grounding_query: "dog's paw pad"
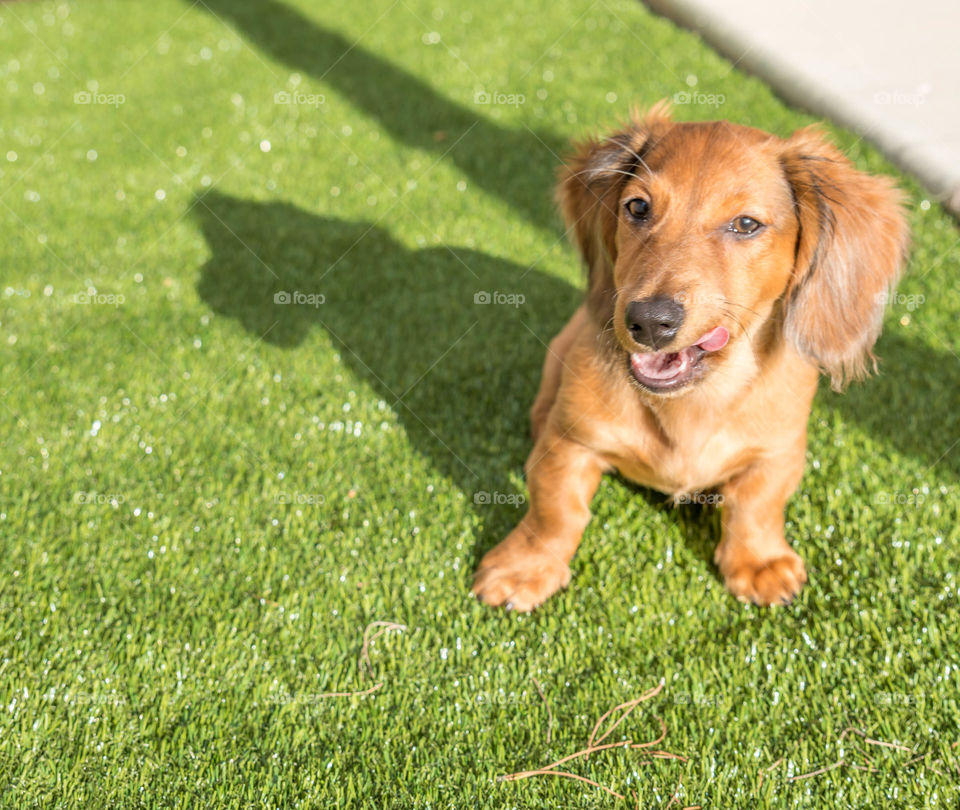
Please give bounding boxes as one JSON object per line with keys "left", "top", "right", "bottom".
{"left": 472, "top": 550, "right": 570, "bottom": 612}
{"left": 723, "top": 551, "right": 807, "bottom": 606}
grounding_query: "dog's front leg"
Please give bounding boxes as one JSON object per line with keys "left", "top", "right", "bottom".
{"left": 714, "top": 437, "right": 808, "bottom": 606}
{"left": 472, "top": 434, "right": 605, "bottom": 611}
{"left": 530, "top": 305, "right": 587, "bottom": 443}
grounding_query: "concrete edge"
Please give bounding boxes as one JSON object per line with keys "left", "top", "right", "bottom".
{"left": 643, "top": 0, "right": 960, "bottom": 218}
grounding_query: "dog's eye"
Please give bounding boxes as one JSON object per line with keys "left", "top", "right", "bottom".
{"left": 729, "top": 215, "right": 762, "bottom": 235}
{"left": 625, "top": 197, "right": 651, "bottom": 221}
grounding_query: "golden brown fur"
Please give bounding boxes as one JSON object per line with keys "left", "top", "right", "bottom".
{"left": 473, "top": 104, "right": 909, "bottom": 609}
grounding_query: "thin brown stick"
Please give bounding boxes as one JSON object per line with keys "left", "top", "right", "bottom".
{"left": 764, "top": 757, "right": 785, "bottom": 773}
{"left": 851, "top": 743, "right": 875, "bottom": 765}
{"left": 664, "top": 775, "right": 682, "bottom": 809}
{"left": 838, "top": 726, "right": 913, "bottom": 753}
{"left": 359, "top": 621, "right": 406, "bottom": 681}
{"left": 787, "top": 760, "right": 844, "bottom": 782}
{"left": 865, "top": 738, "right": 914, "bottom": 753}
{"left": 531, "top": 676, "right": 553, "bottom": 744}
{"left": 648, "top": 750, "right": 690, "bottom": 762}
{"left": 630, "top": 716, "right": 668, "bottom": 750}
{"left": 317, "top": 682, "right": 384, "bottom": 699}
{"left": 311, "top": 621, "right": 405, "bottom": 698}
{"left": 506, "top": 740, "right": 634, "bottom": 777}
{"left": 499, "top": 677, "right": 677, "bottom": 802}
{"left": 589, "top": 680, "right": 665, "bottom": 750}
{"left": 498, "top": 768, "right": 625, "bottom": 799}
{"left": 757, "top": 756, "right": 783, "bottom": 791}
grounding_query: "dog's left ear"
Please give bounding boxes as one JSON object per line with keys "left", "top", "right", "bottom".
{"left": 556, "top": 102, "right": 672, "bottom": 319}
{"left": 780, "top": 126, "right": 909, "bottom": 390}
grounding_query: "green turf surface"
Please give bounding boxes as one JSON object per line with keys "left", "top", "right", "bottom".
{"left": 1, "top": 0, "right": 958, "bottom": 807}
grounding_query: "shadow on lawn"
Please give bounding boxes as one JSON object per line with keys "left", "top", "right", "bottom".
{"left": 199, "top": 0, "right": 567, "bottom": 235}
{"left": 194, "top": 193, "right": 960, "bottom": 582}
{"left": 194, "top": 192, "right": 579, "bottom": 538}
{"left": 827, "top": 329, "right": 960, "bottom": 481}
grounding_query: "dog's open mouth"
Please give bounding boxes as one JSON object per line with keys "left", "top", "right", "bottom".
{"left": 629, "top": 326, "right": 729, "bottom": 392}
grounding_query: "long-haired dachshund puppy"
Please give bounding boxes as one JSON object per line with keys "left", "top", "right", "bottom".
{"left": 473, "top": 103, "right": 909, "bottom": 609}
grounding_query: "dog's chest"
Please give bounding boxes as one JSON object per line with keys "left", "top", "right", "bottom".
{"left": 609, "top": 411, "right": 754, "bottom": 496}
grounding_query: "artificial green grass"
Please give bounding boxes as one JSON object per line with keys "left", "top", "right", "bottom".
{"left": 1, "top": 0, "right": 958, "bottom": 807}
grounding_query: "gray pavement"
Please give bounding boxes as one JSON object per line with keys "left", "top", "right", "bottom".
{"left": 645, "top": 0, "right": 960, "bottom": 215}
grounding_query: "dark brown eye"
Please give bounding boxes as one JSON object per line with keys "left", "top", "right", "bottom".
{"left": 625, "top": 197, "right": 650, "bottom": 221}
{"left": 730, "top": 215, "right": 762, "bottom": 235}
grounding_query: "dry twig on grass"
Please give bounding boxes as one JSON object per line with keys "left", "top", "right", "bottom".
{"left": 499, "top": 678, "right": 693, "bottom": 803}
{"left": 588, "top": 680, "right": 665, "bottom": 752}
{"left": 313, "top": 620, "right": 405, "bottom": 699}
{"left": 500, "top": 740, "right": 634, "bottom": 782}
{"left": 767, "top": 725, "right": 956, "bottom": 786}
{"left": 838, "top": 726, "right": 914, "bottom": 753}
{"left": 757, "top": 755, "right": 783, "bottom": 791}
{"left": 359, "top": 620, "right": 407, "bottom": 681}
{"left": 664, "top": 775, "right": 682, "bottom": 808}
{"left": 502, "top": 769, "right": 626, "bottom": 800}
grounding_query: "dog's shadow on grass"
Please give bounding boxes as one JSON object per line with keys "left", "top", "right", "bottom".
{"left": 194, "top": 192, "right": 960, "bottom": 584}
{"left": 826, "top": 330, "right": 960, "bottom": 480}
{"left": 194, "top": 192, "right": 579, "bottom": 552}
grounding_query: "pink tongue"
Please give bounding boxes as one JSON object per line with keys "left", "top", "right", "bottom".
{"left": 695, "top": 326, "right": 729, "bottom": 352}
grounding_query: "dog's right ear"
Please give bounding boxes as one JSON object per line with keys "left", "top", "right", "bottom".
{"left": 556, "top": 103, "right": 671, "bottom": 319}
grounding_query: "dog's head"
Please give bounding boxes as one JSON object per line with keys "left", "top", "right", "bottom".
{"left": 557, "top": 104, "right": 909, "bottom": 395}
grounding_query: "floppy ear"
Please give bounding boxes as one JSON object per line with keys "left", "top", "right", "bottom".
{"left": 556, "top": 103, "right": 672, "bottom": 320}
{"left": 780, "top": 127, "right": 909, "bottom": 390}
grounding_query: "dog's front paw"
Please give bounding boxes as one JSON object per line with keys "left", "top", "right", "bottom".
{"left": 719, "top": 548, "right": 807, "bottom": 606}
{"left": 472, "top": 538, "right": 571, "bottom": 612}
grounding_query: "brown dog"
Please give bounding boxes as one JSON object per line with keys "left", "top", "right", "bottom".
{"left": 473, "top": 103, "right": 909, "bottom": 609}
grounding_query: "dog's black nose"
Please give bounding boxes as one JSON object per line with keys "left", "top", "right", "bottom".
{"left": 625, "top": 297, "right": 685, "bottom": 349}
